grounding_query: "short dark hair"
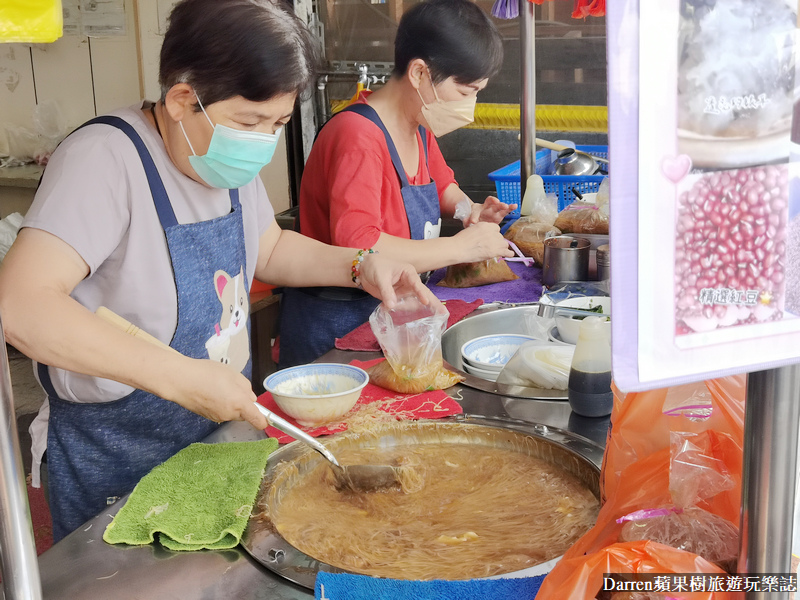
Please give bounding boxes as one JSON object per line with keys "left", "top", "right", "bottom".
{"left": 159, "top": 0, "right": 318, "bottom": 107}
{"left": 393, "top": 0, "right": 503, "bottom": 84}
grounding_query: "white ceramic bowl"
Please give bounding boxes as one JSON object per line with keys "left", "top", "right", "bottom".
{"left": 460, "top": 334, "right": 535, "bottom": 372}
{"left": 463, "top": 362, "right": 501, "bottom": 382}
{"left": 554, "top": 296, "right": 611, "bottom": 345}
{"left": 263, "top": 363, "right": 369, "bottom": 427}
{"left": 547, "top": 326, "right": 572, "bottom": 346}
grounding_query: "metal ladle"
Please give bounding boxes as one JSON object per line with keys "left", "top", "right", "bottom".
{"left": 252, "top": 404, "right": 402, "bottom": 492}
{"left": 95, "top": 307, "right": 402, "bottom": 493}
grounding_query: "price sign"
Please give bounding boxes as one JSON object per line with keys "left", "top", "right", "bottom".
{"left": 609, "top": 0, "right": 800, "bottom": 391}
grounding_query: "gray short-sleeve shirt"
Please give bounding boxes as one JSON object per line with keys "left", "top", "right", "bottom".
{"left": 23, "top": 103, "right": 274, "bottom": 403}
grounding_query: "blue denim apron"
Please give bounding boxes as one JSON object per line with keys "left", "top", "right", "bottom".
{"left": 38, "top": 116, "right": 250, "bottom": 541}
{"left": 278, "top": 104, "right": 441, "bottom": 368}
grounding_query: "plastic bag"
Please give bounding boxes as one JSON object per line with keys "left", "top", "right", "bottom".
{"left": 495, "top": 340, "right": 574, "bottom": 390}
{"left": 619, "top": 507, "right": 739, "bottom": 573}
{"left": 537, "top": 376, "right": 745, "bottom": 600}
{"left": 597, "top": 176, "right": 610, "bottom": 218}
{"left": 521, "top": 309, "right": 555, "bottom": 341}
{"left": 0, "top": 212, "right": 24, "bottom": 262}
{"left": 368, "top": 295, "right": 463, "bottom": 393}
{"left": 503, "top": 218, "right": 561, "bottom": 266}
{"left": 553, "top": 201, "right": 610, "bottom": 235}
{"left": 0, "top": 100, "right": 68, "bottom": 166}
{"left": 0, "top": 0, "right": 63, "bottom": 43}
{"left": 436, "top": 258, "right": 518, "bottom": 288}
{"left": 536, "top": 540, "right": 731, "bottom": 600}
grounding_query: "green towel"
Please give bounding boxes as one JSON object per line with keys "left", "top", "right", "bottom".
{"left": 103, "top": 438, "right": 278, "bottom": 551}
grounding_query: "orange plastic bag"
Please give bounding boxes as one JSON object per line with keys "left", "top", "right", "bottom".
{"left": 537, "top": 377, "right": 746, "bottom": 598}
{"left": 600, "top": 377, "right": 745, "bottom": 520}
{"left": 536, "top": 540, "right": 735, "bottom": 600}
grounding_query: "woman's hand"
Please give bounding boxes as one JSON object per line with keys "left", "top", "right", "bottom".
{"left": 357, "top": 253, "right": 441, "bottom": 310}
{"left": 165, "top": 358, "right": 269, "bottom": 430}
{"left": 464, "top": 196, "right": 517, "bottom": 226}
{"left": 452, "top": 222, "right": 514, "bottom": 263}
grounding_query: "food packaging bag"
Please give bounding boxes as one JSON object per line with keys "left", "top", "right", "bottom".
{"left": 368, "top": 295, "right": 463, "bottom": 393}
{"left": 503, "top": 218, "right": 562, "bottom": 266}
{"left": 553, "top": 201, "right": 610, "bottom": 235}
{"left": 436, "top": 258, "right": 518, "bottom": 288}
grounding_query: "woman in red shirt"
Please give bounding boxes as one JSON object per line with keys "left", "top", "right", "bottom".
{"left": 280, "top": 0, "right": 515, "bottom": 368}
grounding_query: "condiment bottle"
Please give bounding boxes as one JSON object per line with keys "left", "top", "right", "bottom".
{"left": 567, "top": 316, "right": 612, "bottom": 417}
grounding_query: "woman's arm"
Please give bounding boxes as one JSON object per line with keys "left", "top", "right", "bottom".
{"left": 370, "top": 224, "right": 514, "bottom": 273}
{"left": 0, "top": 229, "right": 268, "bottom": 429}
{"left": 254, "top": 221, "right": 440, "bottom": 308}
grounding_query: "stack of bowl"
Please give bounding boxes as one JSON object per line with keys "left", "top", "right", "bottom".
{"left": 460, "top": 334, "right": 535, "bottom": 381}
{"left": 553, "top": 296, "right": 611, "bottom": 345}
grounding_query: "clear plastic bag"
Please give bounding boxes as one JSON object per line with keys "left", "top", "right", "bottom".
{"left": 495, "top": 340, "right": 574, "bottom": 390}
{"left": 619, "top": 507, "right": 739, "bottom": 573}
{"left": 0, "top": 100, "right": 68, "bottom": 166}
{"left": 368, "top": 295, "right": 463, "bottom": 393}
{"left": 521, "top": 309, "right": 555, "bottom": 341}
{"left": 553, "top": 201, "right": 609, "bottom": 235}
{"left": 503, "top": 217, "right": 561, "bottom": 266}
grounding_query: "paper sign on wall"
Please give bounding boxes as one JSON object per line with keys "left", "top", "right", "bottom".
{"left": 609, "top": 0, "right": 800, "bottom": 391}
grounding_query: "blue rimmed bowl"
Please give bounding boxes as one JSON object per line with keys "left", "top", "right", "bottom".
{"left": 460, "top": 334, "right": 536, "bottom": 372}
{"left": 264, "top": 363, "right": 369, "bottom": 427}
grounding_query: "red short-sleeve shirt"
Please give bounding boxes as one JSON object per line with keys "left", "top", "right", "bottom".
{"left": 299, "top": 93, "right": 457, "bottom": 248}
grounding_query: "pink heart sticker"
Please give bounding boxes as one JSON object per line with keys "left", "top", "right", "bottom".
{"left": 661, "top": 154, "right": 692, "bottom": 183}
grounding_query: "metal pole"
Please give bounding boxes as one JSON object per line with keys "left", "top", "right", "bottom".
{"left": 0, "top": 319, "right": 43, "bottom": 600}
{"left": 519, "top": 0, "right": 536, "bottom": 197}
{"left": 738, "top": 366, "right": 800, "bottom": 600}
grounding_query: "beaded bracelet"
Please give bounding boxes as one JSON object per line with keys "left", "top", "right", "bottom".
{"left": 351, "top": 248, "right": 376, "bottom": 289}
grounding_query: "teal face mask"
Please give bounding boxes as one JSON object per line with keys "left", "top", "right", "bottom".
{"left": 180, "top": 94, "right": 282, "bottom": 189}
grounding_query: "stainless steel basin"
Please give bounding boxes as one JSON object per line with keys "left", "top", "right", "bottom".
{"left": 442, "top": 306, "right": 568, "bottom": 400}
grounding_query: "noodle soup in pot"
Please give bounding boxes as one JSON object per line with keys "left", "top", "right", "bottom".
{"left": 243, "top": 419, "right": 602, "bottom": 585}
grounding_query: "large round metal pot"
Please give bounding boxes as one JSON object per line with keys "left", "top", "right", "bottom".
{"left": 241, "top": 414, "right": 602, "bottom": 589}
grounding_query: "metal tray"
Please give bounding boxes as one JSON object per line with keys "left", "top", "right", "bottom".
{"left": 442, "top": 306, "right": 569, "bottom": 400}
{"left": 241, "top": 415, "right": 602, "bottom": 589}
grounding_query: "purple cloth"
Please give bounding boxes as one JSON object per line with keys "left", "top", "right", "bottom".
{"left": 427, "top": 260, "right": 543, "bottom": 304}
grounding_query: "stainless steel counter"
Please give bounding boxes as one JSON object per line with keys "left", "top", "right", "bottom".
{"left": 37, "top": 349, "right": 609, "bottom": 599}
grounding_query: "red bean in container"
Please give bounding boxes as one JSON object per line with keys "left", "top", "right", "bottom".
{"left": 674, "top": 165, "right": 788, "bottom": 335}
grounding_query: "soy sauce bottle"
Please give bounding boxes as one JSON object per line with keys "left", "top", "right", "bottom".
{"left": 568, "top": 316, "right": 613, "bottom": 417}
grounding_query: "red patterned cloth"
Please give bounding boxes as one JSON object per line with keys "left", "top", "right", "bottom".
{"left": 257, "top": 358, "right": 463, "bottom": 443}
{"left": 334, "top": 298, "right": 484, "bottom": 352}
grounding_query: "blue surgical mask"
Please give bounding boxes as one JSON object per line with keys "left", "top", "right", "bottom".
{"left": 180, "top": 93, "right": 282, "bottom": 189}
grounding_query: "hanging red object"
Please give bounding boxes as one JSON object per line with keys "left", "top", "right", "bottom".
{"left": 570, "top": 0, "right": 605, "bottom": 18}
{"left": 524, "top": 0, "right": 605, "bottom": 18}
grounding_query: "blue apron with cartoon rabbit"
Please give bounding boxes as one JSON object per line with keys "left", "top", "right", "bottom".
{"left": 38, "top": 116, "right": 251, "bottom": 541}
{"left": 278, "top": 103, "right": 441, "bottom": 368}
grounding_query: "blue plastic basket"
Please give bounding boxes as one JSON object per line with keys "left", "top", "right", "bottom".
{"left": 488, "top": 145, "right": 609, "bottom": 212}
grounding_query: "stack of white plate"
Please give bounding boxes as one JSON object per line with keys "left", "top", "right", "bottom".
{"left": 460, "top": 334, "right": 535, "bottom": 382}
